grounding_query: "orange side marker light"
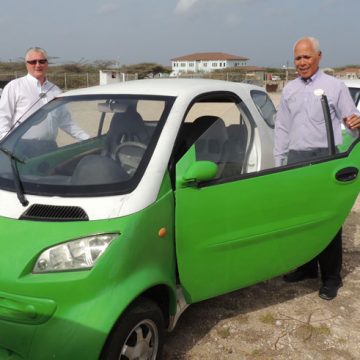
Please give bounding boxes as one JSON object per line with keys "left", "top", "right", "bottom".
{"left": 158, "top": 227, "right": 167, "bottom": 237}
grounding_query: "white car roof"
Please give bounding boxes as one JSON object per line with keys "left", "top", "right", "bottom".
{"left": 342, "top": 79, "right": 360, "bottom": 88}
{"left": 61, "top": 78, "right": 265, "bottom": 98}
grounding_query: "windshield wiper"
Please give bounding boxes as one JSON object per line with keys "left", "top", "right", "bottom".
{"left": 0, "top": 146, "right": 26, "bottom": 164}
{"left": 0, "top": 146, "right": 28, "bottom": 206}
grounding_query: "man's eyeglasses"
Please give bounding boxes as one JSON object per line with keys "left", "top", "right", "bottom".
{"left": 26, "top": 59, "right": 48, "bottom": 65}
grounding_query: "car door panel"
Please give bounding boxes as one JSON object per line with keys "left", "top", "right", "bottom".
{"left": 175, "top": 144, "right": 360, "bottom": 303}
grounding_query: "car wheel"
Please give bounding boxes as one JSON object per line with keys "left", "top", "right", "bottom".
{"left": 101, "top": 298, "right": 165, "bottom": 360}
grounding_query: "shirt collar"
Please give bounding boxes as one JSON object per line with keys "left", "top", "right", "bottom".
{"left": 301, "top": 70, "right": 320, "bottom": 84}
{"left": 302, "top": 77, "right": 312, "bottom": 84}
{"left": 26, "top": 73, "right": 49, "bottom": 87}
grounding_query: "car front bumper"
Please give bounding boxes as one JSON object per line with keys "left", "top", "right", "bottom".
{"left": 0, "top": 286, "right": 113, "bottom": 360}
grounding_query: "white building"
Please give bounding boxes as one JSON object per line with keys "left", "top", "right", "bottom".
{"left": 99, "top": 70, "right": 127, "bottom": 85}
{"left": 334, "top": 67, "right": 360, "bottom": 80}
{"left": 171, "top": 52, "right": 249, "bottom": 75}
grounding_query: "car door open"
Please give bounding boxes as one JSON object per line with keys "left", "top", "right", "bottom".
{"left": 174, "top": 92, "right": 360, "bottom": 304}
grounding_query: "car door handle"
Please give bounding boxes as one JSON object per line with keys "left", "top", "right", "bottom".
{"left": 335, "top": 167, "right": 359, "bottom": 182}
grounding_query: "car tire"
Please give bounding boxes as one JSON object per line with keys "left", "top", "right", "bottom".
{"left": 101, "top": 298, "right": 165, "bottom": 360}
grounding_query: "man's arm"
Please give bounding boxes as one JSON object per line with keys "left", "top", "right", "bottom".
{"left": 338, "top": 82, "right": 360, "bottom": 132}
{"left": 0, "top": 83, "right": 17, "bottom": 140}
{"left": 57, "top": 107, "right": 90, "bottom": 141}
{"left": 344, "top": 114, "right": 360, "bottom": 131}
{"left": 274, "top": 96, "right": 291, "bottom": 166}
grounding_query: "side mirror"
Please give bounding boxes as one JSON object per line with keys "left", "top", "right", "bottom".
{"left": 182, "top": 161, "right": 218, "bottom": 185}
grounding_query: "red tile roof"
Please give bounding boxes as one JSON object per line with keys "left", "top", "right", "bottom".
{"left": 171, "top": 52, "right": 249, "bottom": 61}
{"left": 336, "top": 67, "right": 360, "bottom": 74}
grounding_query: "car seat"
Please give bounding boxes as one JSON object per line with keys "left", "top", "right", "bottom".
{"left": 191, "top": 116, "right": 228, "bottom": 163}
{"left": 103, "top": 106, "right": 149, "bottom": 159}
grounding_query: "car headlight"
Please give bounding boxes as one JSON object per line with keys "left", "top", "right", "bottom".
{"left": 33, "top": 233, "right": 118, "bottom": 273}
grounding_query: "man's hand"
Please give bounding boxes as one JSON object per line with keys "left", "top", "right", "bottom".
{"left": 344, "top": 114, "right": 360, "bottom": 130}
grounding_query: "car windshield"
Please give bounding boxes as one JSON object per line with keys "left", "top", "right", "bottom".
{"left": 0, "top": 94, "right": 174, "bottom": 197}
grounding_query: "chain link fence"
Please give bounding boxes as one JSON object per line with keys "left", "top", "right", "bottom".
{"left": 0, "top": 72, "right": 100, "bottom": 90}
{"left": 178, "top": 71, "right": 295, "bottom": 92}
{"left": 48, "top": 73, "right": 99, "bottom": 89}
{"left": 0, "top": 71, "right": 295, "bottom": 92}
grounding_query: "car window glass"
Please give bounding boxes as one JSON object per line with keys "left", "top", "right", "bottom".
{"left": 0, "top": 96, "right": 173, "bottom": 196}
{"left": 337, "top": 87, "right": 360, "bottom": 154}
{"left": 348, "top": 87, "right": 360, "bottom": 108}
{"left": 251, "top": 90, "right": 276, "bottom": 128}
{"left": 176, "top": 95, "right": 261, "bottom": 183}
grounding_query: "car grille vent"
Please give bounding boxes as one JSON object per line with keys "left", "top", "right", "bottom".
{"left": 20, "top": 204, "right": 89, "bottom": 222}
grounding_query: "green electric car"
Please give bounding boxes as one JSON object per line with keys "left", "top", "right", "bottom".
{"left": 0, "top": 79, "right": 359, "bottom": 359}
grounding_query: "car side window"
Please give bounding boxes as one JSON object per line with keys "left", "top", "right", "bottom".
{"left": 251, "top": 90, "right": 276, "bottom": 128}
{"left": 348, "top": 87, "right": 360, "bottom": 109}
{"left": 175, "top": 94, "right": 260, "bottom": 182}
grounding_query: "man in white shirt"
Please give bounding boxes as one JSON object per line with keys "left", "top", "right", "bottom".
{"left": 0, "top": 47, "right": 89, "bottom": 153}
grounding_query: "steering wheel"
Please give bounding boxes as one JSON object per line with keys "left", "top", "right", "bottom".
{"left": 113, "top": 141, "right": 147, "bottom": 175}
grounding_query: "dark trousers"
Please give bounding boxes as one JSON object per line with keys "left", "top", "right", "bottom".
{"left": 287, "top": 149, "right": 342, "bottom": 286}
{"left": 298, "top": 229, "right": 342, "bottom": 285}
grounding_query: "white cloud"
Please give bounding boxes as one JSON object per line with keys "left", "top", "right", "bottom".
{"left": 174, "top": 0, "right": 200, "bottom": 14}
{"left": 174, "top": 0, "right": 252, "bottom": 15}
{"left": 97, "top": 2, "right": 122, "bottom": 15}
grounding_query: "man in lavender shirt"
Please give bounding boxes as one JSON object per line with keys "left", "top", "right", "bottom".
{"left": 274, "top": 36, "right": 360, "bottom": 300}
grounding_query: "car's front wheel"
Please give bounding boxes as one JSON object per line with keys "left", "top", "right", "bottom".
{"left": 101, "top": 298, "right": 165, "bottom": 360}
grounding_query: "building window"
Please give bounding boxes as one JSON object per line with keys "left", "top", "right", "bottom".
{"left": 189, "top": 62, "right": 194, "bottom": 67}
{"left": 212, "top": 63, "right": 217, "bottom": 67}
{"left": 203, "top": 62, "right": 208, "bottom": 67}
{"left": 180, "top": 62, "right": 186, "bottom": 67}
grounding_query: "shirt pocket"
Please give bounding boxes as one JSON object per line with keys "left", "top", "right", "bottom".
{"left": 309, "top": 95, "right": 326, "bottom": 124}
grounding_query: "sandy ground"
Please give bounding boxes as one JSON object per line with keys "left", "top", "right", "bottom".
{"left": 162, "top": 92, "right": 360, "bottom": 360}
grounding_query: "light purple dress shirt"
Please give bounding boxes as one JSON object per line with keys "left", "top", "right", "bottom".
{"left": 274, "top": 71, "right": 359, "bottom": 166}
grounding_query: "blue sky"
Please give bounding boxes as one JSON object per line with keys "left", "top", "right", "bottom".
{"left": 0, "top": 0, "right": 359, "bottom": 68}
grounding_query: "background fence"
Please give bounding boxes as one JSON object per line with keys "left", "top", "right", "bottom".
{"left": 0, "top": 71, "right": 293, "bottom": 92}
{"left": 176, "top": 71, "right": 293, "bottom": 92}
{"left": 0, "top": 72, "right": 100, "bottom": 90}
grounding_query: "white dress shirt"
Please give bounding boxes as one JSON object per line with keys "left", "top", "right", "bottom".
{"left": 0, "top": 74, "right": 89, "bottom": 141}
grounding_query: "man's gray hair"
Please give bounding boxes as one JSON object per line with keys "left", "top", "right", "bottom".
{"left": 294, "top": 37, "right": 321, "bottom": 54}
{"left": 25, "top": 47, "right": 48, "bottom": 61}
